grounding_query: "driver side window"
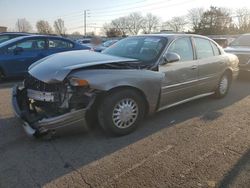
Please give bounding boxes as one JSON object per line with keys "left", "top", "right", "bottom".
{"left": 7, "top": 39, "right": 45, "bottom": 52}
{"left": 168, "top": 37, "right": 194, "bottom": 62}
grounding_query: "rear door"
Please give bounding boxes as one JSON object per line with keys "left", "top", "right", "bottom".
{"left": 46, "top": 38, "right": 75, "bottom": 55}
{"left": 193, "top": 37, "right": 225, "bottom": 94}
{"left": 3, "top": 37, "right": 46, "bottom": 76}
{"left": 159, "top": 37, "right": 199, "bottom": 109}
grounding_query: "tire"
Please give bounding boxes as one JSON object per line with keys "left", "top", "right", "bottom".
{"left": 214, "top": 72, "right": 231, "bottom": 98}
{"left": 0, "top": 69, "right": 5, "bottom": 82}
{"left": 98, "top": 89, "right": 146, "bottom": 136}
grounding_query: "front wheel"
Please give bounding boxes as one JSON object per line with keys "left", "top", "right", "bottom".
{"left": 214, "top": 73, "right": 231, "bottom": 98}
{"left": 98, "top": 89, "right": 146, "bottom": 136}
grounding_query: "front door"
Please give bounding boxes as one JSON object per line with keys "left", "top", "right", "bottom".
{"left": 4, "top": 38, "right": 46, "bottom": 77}
{"left": 159, "top": 37, "right": 198, "bottom": 109}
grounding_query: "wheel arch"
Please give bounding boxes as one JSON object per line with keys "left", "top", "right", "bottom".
{"left": 223, "top": 68, "right": 233, "bottom": 83}
{"left": 106, "top": 85, "right": 150, "bottom": 116}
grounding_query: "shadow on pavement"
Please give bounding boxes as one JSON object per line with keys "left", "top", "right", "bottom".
{"left": 218, "top": 149, "right": 250, "bottom": 188}
{"left": 0, "top": 80, "right": 250, "bottom": 187}
{"left": 0, "top": 78, "right": 23, "bottom": 89}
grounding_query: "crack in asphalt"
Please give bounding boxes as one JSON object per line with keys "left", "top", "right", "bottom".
{"left": 49, "top": 142, "right": 92, "bottom": 188}
{"left": 100, "top": 145, "right": 173, "bottom": 187}
{"left": 225, "top": 146, "right": 243, "bottom": 156}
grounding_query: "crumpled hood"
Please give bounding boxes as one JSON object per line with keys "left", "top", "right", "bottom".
{"left": 224, "top": 46, "right": 250, "bottom": 53}
{"left": 29, "top": 50, "right": 137, "bottom": 83}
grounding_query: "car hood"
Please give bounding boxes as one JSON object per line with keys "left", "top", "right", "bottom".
{"left": 29, "top": 50, "right": 138, "bottom": 83}
{"left": 224, "top": 46, "right": 250, "bottom": 53}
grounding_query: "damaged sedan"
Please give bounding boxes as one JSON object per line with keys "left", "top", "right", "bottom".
{"left": 12, "top": 34, "right": 239, "bottom": 137}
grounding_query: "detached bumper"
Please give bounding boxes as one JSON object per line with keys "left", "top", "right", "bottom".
{"left": 12, "top": 85, "right": 88, "bottom": 136}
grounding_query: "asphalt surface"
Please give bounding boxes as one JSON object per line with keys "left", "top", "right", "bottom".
{"left": 0, "top": 79, "right": 250, "bottom": 188}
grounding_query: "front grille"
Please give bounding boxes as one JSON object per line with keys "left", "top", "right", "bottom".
{"left": 24, "top": 74, "right": 64, "bottom": 92}
{"left": 236, "top": 54, "right": 250, "bottom": 64}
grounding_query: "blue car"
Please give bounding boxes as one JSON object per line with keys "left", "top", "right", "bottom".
{"left": 0, "top": 35, "right": 90, "bottom": 80}
{"left": 0, "top": 32, "right": 31, "bottom": 44}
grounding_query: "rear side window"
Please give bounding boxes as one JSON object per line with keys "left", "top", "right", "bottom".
{"left": 8, "top": 39, "right": 45, "bottom": 51}
{"left": 48, "top": 39, "right": 73, "bottom": 49}
{"left": 168, "top": 37, "right": 194, "bottom": 61}
{"left": 210, "top": 41, "right": 221, "bottom": 56}
{"left": 194, "top": 38, "right": 214, "bottom": 59}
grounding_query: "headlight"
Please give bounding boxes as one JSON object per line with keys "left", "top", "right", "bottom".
{"left": 69, "top": 77, "right": 89, "bottom": 87}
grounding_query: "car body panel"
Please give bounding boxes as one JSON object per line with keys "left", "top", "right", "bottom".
{"left": 159, "top": 60, "right": 198, "bottom": 107}
{"left": 29, "top": 50, "right": 138, "bottom": 83}
{"left": 224, "top": 34, "right": 250, "bottom": 72}
{"left": 70, "top": 69, "right": 164, "bottom": 114}
{"left": 0, "top": 35, "right": 90, "bottom": 78}
{"left": 225, "top": 46, "right": 250, "bottom": 72}
{"left": 11, "top": 34, "right": 239, "bottom": 136}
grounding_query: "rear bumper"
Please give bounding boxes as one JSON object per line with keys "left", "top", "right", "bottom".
{"left": 12, "top": 85, "right": 88, "bottom": 136}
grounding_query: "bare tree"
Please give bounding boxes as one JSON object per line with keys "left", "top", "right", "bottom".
{"left": 143, "top": 13, "right": 160, "bottom": 34}
{"left": 187, "top": 8, "right": 204, "bottom": 31}
{"left": 71, "top": 31, "right": 81, "bottom": 36}
{"left": 236, "top": 8, "right": 250, "bottom": 33}
{"left": 197, "top": 6, "right": 233, "bottom": 35}
{"left": 102, "top": 23, "right": 123, "bottom": 37}
{"left": 163, "top": 16, "right": 187, "bottom": 32}
{"left": 108, "top": 17, "right": 129, "bottom": 36}
{"left": 15, "top": 18, "right": 32, "bottom": 32}
{"left": 54, "top": 19, "right": 66, "bottom": 36}
{"left": 36, "top": 20, "right": 53, "bottom": 34}
{"left": 126, "top": 12, "right": 145, "bottom": 35}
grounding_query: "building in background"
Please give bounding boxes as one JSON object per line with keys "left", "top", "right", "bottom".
{"left": 0, "top": 26, "right": 7, "bottom": 32}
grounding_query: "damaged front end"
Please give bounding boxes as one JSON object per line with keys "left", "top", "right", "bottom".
{"left": 12, "top": 74, "right": 96, "bottom": 137}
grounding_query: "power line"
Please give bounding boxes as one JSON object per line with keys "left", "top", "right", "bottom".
{"left": 91, "top": 0, "right": 146, "bottom": 12}
{"left": 91, "top": 0, "right": 173, "bottom": 14}
{"left": 89, "top": 0, "right": 195, "bottom": 17}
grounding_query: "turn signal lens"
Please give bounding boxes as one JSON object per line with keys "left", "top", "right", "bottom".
{"left": 69, "top": 78, "right": 89, "bottom": 87}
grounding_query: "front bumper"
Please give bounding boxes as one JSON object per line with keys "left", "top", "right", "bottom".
{"left": 12, "top": 85, "right": 88, "bottom": 136}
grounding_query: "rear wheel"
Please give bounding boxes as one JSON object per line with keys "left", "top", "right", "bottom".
{"left": 98, "top": 89, "right": 146, "bottom": 136}
{"left": 214, "top": 72, "right": 231, "bottom": 98}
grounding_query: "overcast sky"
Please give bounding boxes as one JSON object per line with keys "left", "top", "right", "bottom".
{"left": 1, "top": 0, "right": 250, "bottom": 34}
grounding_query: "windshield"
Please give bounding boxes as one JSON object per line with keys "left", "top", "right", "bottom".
{"left": 0, "top": 35, "right": 11, "bottom": 43}
{"left": 103, "top": 40, "right": 116, "bottom": 47}
{"left": 0, "top": 36, "right": 25, "bottom": 48}
{"left": 230, "top": 35, "right": 250, "bottom": 46}
{"left": 102, "top": 36, "right": 167, "bottom": 64}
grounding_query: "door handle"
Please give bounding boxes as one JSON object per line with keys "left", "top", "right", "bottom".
{"left": 191, "top": 65, "right": 198, "bottom": 70}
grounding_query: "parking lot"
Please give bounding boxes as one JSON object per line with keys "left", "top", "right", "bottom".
{"left": 0, "top": 79, "right": 250, "bottom": 188}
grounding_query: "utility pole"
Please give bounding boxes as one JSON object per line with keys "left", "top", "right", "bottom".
{"left": 84, "top": 10, "right": 87, "bottom": 37}
{"left": 83, "top": 10, "right": 90, "bottom": 37}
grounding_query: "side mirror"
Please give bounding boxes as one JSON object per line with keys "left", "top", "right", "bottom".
{"left": 13, "top": 47, "right": 23, "bottom": 55}
{"left": 162, "top": 52, "right": 180, "bottom": 65}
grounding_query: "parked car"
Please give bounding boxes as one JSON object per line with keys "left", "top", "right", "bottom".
{"left": 211, "top": 38, "right": 228, "bottom": 48}
{"left": 93, "top": 39, "right": 119, "bottom": 52}
{"left": 12, "top": 34, "right": 239, "bottom": 137}
{"left": 224, "top": 34, "right": 250, "bottom": 75}
{"left": 76, "top": 38, "right": 92, "bottom": 45}
{"left": 0, "top": 35, "right": 90, "bottom": 80}
{"left": 0, "top": 32, "right": 30, "bottom": 44}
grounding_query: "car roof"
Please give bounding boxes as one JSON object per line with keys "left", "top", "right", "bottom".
{"left": 0, "top": 32, "right": 31, "bottom": 36}
{"left": 137, "top": 33, "right": 210, "bottom": 39}
{"left": 0, "top": 35, "right": 74, "bottom": 48}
